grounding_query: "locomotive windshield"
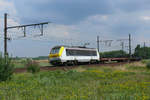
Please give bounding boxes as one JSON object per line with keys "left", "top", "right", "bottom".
{"left": 50, "top": 47, "right": 60, "bottom": 54}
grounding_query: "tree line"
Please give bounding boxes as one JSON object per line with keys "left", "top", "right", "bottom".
{"left": 133, "top": 44, "right": 150, "bottom": 59}
{"left": 100, "top": 44, "right": 150, "bottom": 59}
{"left": 100, "top": 50, "right": 128, "bottom": 58}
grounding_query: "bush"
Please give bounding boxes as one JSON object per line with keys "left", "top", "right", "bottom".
{"left": 26, "top": 59, "right": 40, "bottom": 73}
{"left": 146, "top": 62, "right": 150, "bottom": 69}
{"left": 0, "top": 54, "right": 14, "bottom": 82}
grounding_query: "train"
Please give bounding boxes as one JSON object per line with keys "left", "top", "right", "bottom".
{"left": 49, "top": 45, "right": 141, "bottom": 66}
{"left": 49, "top": 45, "right": 100, "bottom": 65}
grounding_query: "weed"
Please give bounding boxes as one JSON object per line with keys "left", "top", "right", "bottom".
{"left": 25, "top": 59, "right": 40, "bottom": 73}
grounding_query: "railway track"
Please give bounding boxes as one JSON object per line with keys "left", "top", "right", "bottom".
{"left": 14, "top": 61, "right": 135, "bottom": 73}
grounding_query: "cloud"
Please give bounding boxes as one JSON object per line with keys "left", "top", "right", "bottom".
{"left": 0, "top": 0, "right": 19, "bottom": 30}
{"left": 141, "top": 16, "right": 150, "bottom": 21}
{"left": 7, "top": 18, "right": 20, "bottom": 26}
{"left": 0, "top": 0, "right": 19, "bottom": 37}
{"left": 12, "top": 0, "right": 150, "bottom": 25}
{"left": 113, "top": 0, "right": 150, "bottom": 13}
{"left": 44, "top": 24, "right": 78, "bottom": 38}
{"left": 0, "top": 0, "right": 17, "bottom": 15}
{"left": 13, "top": 0, "right": 114, "bottom": 24}
{"left": 26, "top": 10, "right": 150, "bottom": 46}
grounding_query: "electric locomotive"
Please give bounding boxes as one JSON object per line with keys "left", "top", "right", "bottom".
{"left": 49, "top": 45, "right": 100, "bottom": 65}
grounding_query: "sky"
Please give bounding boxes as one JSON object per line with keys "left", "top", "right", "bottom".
{"left": 0, "top": 0, "right": 150, "bottom": 57}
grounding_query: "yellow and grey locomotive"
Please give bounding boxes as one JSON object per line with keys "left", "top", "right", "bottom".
{"left": 49, "top": 46, "right": 100, "bottom": 65}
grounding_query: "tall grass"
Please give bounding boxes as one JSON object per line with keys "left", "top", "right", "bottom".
{"left": 0, "top": 54, "right": 14, "bottom": 82}
{"left": 25, "top": 59, "right": 40, "bottom": 73}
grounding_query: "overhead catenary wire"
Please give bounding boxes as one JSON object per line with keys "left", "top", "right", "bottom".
{"left": 7, "top": 29, "right": 132, "bottom": 49}
{"left": 4, "top": 13, "right": 50, "bottom": 56}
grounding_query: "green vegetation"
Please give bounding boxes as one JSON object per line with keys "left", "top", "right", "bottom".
{"left": 134, "top": 44, "right": 150, "bottom": 59}
{"left": 0, "top": 62, "right": 150, "bottom": 99}
{"left": 100, "top": 44, "right": 150, "bottom": 59}
{"left": 13, "top": 59, "right": 51, "bottom": 68}
{"left": 26, "top": 59, "right": 40, "bottom": 73}
{"left": 140, "top": 59, "right": 150, "bottom": 69}
{"left": 13, "top": 56, "right": 48, "bottom": 60}
{"left": 32, "top": 56, "right": 48, "bottom": 60}
{"left": 13, "top": 59, "right": 26, "bottom": 68}
{"left": 38, "top": 62, "right": 51, "bottom": 67}
{"left": 0, "top": 55, "right": 14, "bottom": 82}
{"left": 146, "top": 62, "right": 150, "bottom": 69}
{"left": 141, "top": 59, "right": 150, "bottom": 64}
{"left": 100, "top": 50, "right": 128, "bottom": 58}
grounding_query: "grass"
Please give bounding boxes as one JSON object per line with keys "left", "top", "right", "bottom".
{"left": 13, "top": 60, "right": 25, "bottom": 68}
{"left": 13, "top": 59, "right": 51, "bottom": 68}
{"left": 38, "top": 62, "right": 51, "bottom": 67}
{"left": 13, "top": 63, "right": 25, "bottom": 68}
{"left": 0, "top": 61, "right": 150, "bottom": 100}
{"left": 141, "top": 59, "right": 150, "bottom": 64}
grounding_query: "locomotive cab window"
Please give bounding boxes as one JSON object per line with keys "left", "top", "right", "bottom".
{"left": 50, "top": 47, "right": 60, "bottom": 54}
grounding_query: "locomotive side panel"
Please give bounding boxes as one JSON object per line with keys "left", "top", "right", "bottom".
{"left": 61, "top": 48, "right": 99, "bottom": 62}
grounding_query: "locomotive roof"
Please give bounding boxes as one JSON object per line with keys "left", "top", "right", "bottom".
{"left": 53, "top": 45, "right": 96, "bottom": 49}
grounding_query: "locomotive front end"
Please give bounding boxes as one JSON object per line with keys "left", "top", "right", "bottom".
{"left": 49, "top": 46, "right": 64, "bottom": 65}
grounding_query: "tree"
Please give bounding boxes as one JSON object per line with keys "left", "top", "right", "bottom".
{"left": 133, "top": 44, "right": 150, "bottom": 59}
{"left": 100, "top": 50, "right": 128, "bottom": 58}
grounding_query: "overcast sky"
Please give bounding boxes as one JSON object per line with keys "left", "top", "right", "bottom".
{"left": 0, "top": 0, "right": 150, "bottom": 57}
